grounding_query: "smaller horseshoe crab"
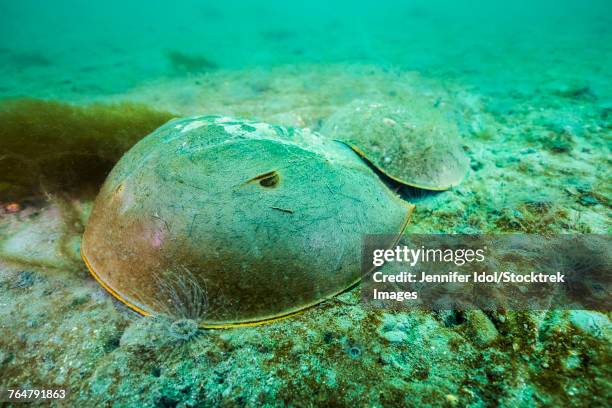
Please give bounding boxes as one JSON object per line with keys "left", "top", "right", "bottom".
{"left": 321, "top": 99, "right": 469, "bottom": 190}
{"left": 82, "top": 116, "right": 414, "bottom": 328}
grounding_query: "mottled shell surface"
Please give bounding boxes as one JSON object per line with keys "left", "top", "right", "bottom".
{"left": 82, "top": 116, "right": 413, "bottom": 327}
{"left": 321, "top": 99, "right": 469, "bottom": 190}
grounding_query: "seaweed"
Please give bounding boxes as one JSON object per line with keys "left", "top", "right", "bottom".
{"left": 7, "top": 51, "right": 52, "bottom": 68}
{"left": 166, "top": 50, "right": 218, "bottom": 74}
{"left": 553, "top": 85, "right": 597, "bottom": 102}
{"left": 494, "top": 201, "right": 568, "bottom": 233}
{"left": 0, "top": 98, "right": 175, "bottom": 201}
{"left": 540, "top": 130, "right": 574, "bottom": 153}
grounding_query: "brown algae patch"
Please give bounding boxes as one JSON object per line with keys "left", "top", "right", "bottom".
{"left": 0, "top": 98, "right": 175, "bottom": 201}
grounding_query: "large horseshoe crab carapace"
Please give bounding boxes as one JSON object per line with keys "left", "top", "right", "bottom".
{"left": 82, "top": 116, "right": 414, "bottom": 328}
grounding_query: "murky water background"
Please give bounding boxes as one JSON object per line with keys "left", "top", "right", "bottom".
{"left": 1, "top": 0, "right": 610, "bottom": 101}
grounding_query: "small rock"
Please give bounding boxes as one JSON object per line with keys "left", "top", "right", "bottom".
{"left": 568, "top": 310, "right": 610, "bottom": 338}
{"left": 445, "top": 394, "right": 459, "bottom": 407}
{"left": 464, "top": 310, "right": 499, "bottom": 346}
{"left": 382, "top": 117, "right": 397, "bottom": 126}
{"left": 381, "top": 330, "right": 407, "bottom": 343}
{"left": 579, "top": 194, "right": 599, "bottom": 206}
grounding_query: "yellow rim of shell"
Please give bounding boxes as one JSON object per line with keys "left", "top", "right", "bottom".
{"left": 81, "top": 202, "right": 415, "bottom": 329}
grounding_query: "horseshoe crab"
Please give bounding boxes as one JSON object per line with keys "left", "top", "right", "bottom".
{"left": 82, "top": 116, "right": 413, "bottom": 328}
{"left": 321, "top": 99, "right": 469, "bottom": 190}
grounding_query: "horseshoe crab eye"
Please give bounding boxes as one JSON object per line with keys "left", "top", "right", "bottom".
{"left": 249, "top": 171, "right": 280, "bottom": 188}
{"left": 259, "top": 173, "right": 279, "bottom": 188}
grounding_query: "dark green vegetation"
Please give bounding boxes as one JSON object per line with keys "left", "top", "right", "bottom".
{"left": 166, "top": 51, "right": 218, "bottom": 74}
{"left": 0, "top": 99, "right": 175, "bottom": 201}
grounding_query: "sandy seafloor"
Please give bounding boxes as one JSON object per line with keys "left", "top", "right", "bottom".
{"left": 0, "top": 1, "right": 611, "bottom": 406}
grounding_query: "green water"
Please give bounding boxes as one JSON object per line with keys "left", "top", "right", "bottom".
{"left": 1, "top": 0, "right": 610, "bottom": 101}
